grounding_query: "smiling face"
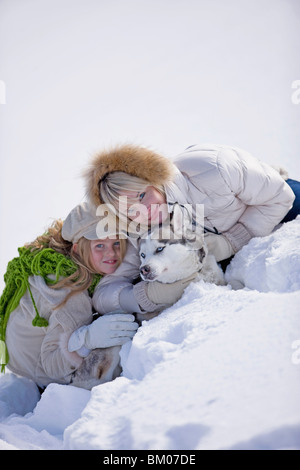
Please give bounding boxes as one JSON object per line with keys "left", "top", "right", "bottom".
{"left": 89, "top": 238, "right": 121, "bottom": 274}
{"left": 126, "top": 186, "right": 168, "bottom": 226}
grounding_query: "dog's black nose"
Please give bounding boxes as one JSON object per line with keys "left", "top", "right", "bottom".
{"left": 140, "top": 265, "right": 151, "bottom": 277}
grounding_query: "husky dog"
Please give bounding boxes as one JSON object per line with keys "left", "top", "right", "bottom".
{"left": 139, "top": 204, "right": 225, "bottom": 286}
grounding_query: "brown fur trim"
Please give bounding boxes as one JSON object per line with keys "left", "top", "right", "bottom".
{"left": 84, "top": 144, "right": 175, "bottom": 206}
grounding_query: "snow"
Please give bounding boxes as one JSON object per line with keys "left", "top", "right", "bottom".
{"left": 0, "top": 0, "right": 300, "bottom": 452}
{"left": 225, "top": 219, "right": 300, "bottom": 293}
{"left": 0, "top": 219, "right": 300, "bottom": 450}
{"left": 0, "top": 380, "right": 90, "bottom": 450}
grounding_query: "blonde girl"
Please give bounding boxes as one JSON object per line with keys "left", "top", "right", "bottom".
{"left": 0, "top": 202, "right": 137, "bottom": 390}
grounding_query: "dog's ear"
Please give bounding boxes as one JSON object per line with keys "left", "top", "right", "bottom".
{"left": 171, "top": 204, "right": 204, "bottom": 247}
{"left": 137, "top": 227, "right": 152, "bottom": 245}
{"left": 171, "top": 204, "right": 193, "bottom": 239}
{"left": 198, "top": 245, "right": 207, "bottom": 263}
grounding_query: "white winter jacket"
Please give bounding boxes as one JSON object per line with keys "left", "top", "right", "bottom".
{"left": 6, "top": 275, "right": 93, "bottom": 387}
{"left": 87, "top": 144, "right": 295, "bottom": 314}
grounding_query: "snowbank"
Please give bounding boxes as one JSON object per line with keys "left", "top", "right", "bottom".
{"left": 226, "top": 218, "right": 300, "bottom": 292}
{"left": 0, "top": 374, "right": 40, "bottom": 420}
{"left": 0, "top": 378, "right": 90, "bottom": 450}
{"left": 0, "top": 219, "right": 299, "bottom": 450}
{"left": 64, "top": 286, "right": 300, "bottom": 450}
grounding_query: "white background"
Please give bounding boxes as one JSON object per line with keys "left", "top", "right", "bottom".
{"left": 0, "top": 0, "right": 300, "bottom": 288}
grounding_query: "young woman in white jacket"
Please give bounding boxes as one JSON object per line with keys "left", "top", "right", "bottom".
{"left": 84, "top": 143, "right": 297, "bottom": 316}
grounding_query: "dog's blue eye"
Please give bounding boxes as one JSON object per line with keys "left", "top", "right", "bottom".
{"left": 156, "top": 246, "right": 165, "bottom": 253}
{"left": 141, "top": 253, "right": 146, "bottom": 258}
{"left": 139, "top": 192, "right": 146, "bottom": 201}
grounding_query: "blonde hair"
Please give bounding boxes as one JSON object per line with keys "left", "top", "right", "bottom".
{"left": 25, "top": 219, "right": 127, "bottom": 306}
{"left": 100, "top": 171, "right": 166, "bottom": 223}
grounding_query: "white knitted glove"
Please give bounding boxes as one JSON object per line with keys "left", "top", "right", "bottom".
{"left": 204, "top": 233, "right": 234, "bottom": 262}
{"left": 68, "top": 314, "right": 138, "bottom": 352}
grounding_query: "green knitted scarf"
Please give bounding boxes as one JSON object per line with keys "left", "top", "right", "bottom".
{"left": 0, "top": 247, "right": 102, "bottom": 371}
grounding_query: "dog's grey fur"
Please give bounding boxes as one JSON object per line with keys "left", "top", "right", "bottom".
{"left": 70, "top": 346, "right": 121, "bottom": 390}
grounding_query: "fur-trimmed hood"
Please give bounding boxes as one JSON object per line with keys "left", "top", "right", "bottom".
{"left": 84, "top": 144, "right": 176, "bottom": 206}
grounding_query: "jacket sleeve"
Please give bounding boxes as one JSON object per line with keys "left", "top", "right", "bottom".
{"left": 39, "top": 288, "right": 93, "bottom": 381}
{"left": 215, "top": 147, "right": 295, "bottom": 251}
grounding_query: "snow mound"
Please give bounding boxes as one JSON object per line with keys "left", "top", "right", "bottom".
{"left": 0, "top": 381, "right": 90, "bottom": 449}
{"left": 0, "top": 374, "right": 40, "bottom": 420}
{"left": 64, "top": 285, "right": 300, "bottom": 450}
{"left": 0, "top": 220, "right": 299, "bottom": 450}
{"left": 226, "top": 218, "right": 300, "bottom": 292}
